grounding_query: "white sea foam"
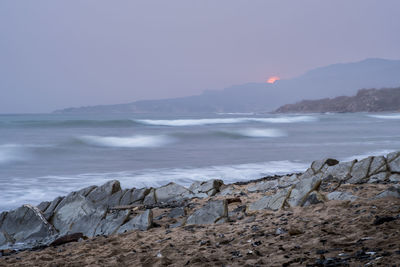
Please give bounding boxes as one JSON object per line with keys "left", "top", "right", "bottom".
{"left": 368, "top": 114, "right": 400, "bottom": 120}
{"left": 78, "top": 135, "right": 174, "bottom": 148}
{"left": 233, "top": 128, "right": 287, "bottom": 138}
{"left": 0, "top": 144, "right": 28, "bottom": 164}
{"left": 136, "top": 116, "right": 316, "bottom": 126}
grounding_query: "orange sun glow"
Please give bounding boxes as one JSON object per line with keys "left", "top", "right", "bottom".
{"left": 267, "top": 76, "right": 280, "bottom": 84}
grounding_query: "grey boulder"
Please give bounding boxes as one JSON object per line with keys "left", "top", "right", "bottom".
{"left": 327, "top": 191, "right": 358, "bottom": 202}
{"left": 186, "top": 200, "right": 228, "bottom": 225}
{"left": 155, "top": 182, "right": 193, "bottom": 203}
{"left": 0, "top": 205, "right": 56, "bottom": 247}
{"left": 117, "top": 209, "right": 153, "bottom": 233}
{"left": 287, "top": 176, "right": 322, "bottom": 207}
{"left": 247, "top": 180, "right": 279, "bottom": 193}
{"left": 374, "top": 186, "right": 400, "bottom": 199}
{"left": 189, "top": 179, "right": 223, "bottom": 197}
{"left": 51, "top": 193, "right": 107, "bottom": 237}
{"left": 248, "top": 188, "right": 290, "bottom": 211}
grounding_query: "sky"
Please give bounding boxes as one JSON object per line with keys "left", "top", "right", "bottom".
{"left": 1, "top": 0, "right": 400, "bottom": 113}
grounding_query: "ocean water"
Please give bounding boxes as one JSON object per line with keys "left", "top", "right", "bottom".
{"left": 0, "top": 112, "right": 399, "bottom": 211}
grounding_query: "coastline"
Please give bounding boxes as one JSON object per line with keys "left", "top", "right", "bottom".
{"left": 1, "top": 152, "right": 400, "bottom": 266}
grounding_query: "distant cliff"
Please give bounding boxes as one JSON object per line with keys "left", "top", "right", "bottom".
{"left": 275, "top": 87, "right": 400, "bottom": 113}
{"left": 54, "top": 58, "right": 400, "bottom": 114}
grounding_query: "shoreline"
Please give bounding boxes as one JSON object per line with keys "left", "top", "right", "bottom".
{"left": 1, "top": 152, "right": 400, "bottom": 265}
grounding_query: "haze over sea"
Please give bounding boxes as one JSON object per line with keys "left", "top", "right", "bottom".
{"left": 1, "top": 112, "right": 399, "bottom": 211}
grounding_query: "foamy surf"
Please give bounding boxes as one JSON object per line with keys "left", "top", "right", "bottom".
{"left": 77, "top": 135, "right": 174, "bottom": 148}
{"left": 233, "top": 128, "right": 287, "bottom": 138}
{"left": 0, "top": 144, "right": 38, "bottom": 164}
{"left": 368, "top": 114, "right": 400, "bottom": 120}
{"left": 136, "top": 116, "right": 317, "bottom": 126}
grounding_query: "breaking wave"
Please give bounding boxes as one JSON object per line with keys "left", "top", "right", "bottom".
{"left": 221, "top": 128, "right": 287, "bottom": 138}
{"left": 368, "top": 114, "right": 400, "bottom": 120}
{"left": 77, "top": 135, "right": 174, "bottom": 148}
{"left": 136, "top": 116, "right": 316, "bottom": 126}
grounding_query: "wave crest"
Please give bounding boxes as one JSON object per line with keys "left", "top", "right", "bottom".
{"left": 368, "top": 114, "right": 400, "bottom": 120}
{"left": 77, "top": 135, "right": 174, "bottom": 148}
{"left": 136, "top": 116, "right": 316, "bottom": 126}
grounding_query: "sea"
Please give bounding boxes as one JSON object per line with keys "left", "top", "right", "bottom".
{"left": 1, "top": 112, "right": 399, "bottom": 212}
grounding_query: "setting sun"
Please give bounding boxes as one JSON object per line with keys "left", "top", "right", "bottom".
{"left": 267, "top": 76, "right": 280, "bottom": 84}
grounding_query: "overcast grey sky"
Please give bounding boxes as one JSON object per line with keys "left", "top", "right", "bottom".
{"left": 1, "top": 0, "right": 400, "bottom": 113}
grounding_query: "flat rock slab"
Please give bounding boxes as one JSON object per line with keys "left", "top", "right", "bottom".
{"left": 327, "top": 191, "right": 358, "bottom": 202}
{"left": 374, "top": 186, "right": 400, "bottom": 199}
{"left": 287, "top": 176, "right": 321, "bottom": 207}
{"left": 51, "top": 194, "right": 107, "bottom": 237}
{"left": 189, "top": 179, "right": 223, "bottom": 197}
{"left": 248, "top": 188, "right": 290, "bottom": 211}
{"left": 247, "top": 180, "right": 278, "bottom": 193}
{"left": 155, "top": 182, "right": 193, "bottom": 203}
{"left": 0, "top": 205, "right": 56, "bottom": 247}
{"left": 186, "top": 200, "right": 228, "bottom": 225}
{"left": 117, "top": 209, "right": 153, "bottom": 233}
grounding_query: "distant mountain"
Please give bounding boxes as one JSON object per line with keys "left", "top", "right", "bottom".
{"left": 55, "top": 58, "right": 400, "bottom": 113}
{"left": 275, "top": 87, "right": 400, "bottom": 113}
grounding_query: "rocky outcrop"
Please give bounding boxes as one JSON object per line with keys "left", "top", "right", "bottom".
{"left": 275, "top": 87, "right": 400, "bottom": 113}
{"left": 0, "top": 179, "right": 224, "bottom": 249}
{"left": 248, "top": 151, "right": 400, "bottom": 211}
{"left": 1, "top": 152, "right": 400, "bottom": 251}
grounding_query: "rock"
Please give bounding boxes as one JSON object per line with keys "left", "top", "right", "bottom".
{"left": 278, "top": 174, "right": 299, "bottom": 188}
{"left": 347, "top": 157, "right": 373, "bottom": 184}
{"left": 0, "top": 205, "right": 56, "bottom": 247}
{"left": 51, "top": 194, "right": 107, "bottom": 237}
{"left": 155, "top": 182, "right": 193, "bottom": 203}
{"left": 389, "top": 156, "right": 400, "bottom": 173}
{"left": 311, "top": 158, "right": 339, "bottom": 173}
{"left": 76, "top": 185, "right": 97, "bottom": 197}
{"left": 299, "top": 168, "right": 315, "bottom": 179}
{"left": 168, "top": 207, "right": 186, "bottom": 218}
{"left": 186, "top": 200, "right": 228, "bottom": 225}
{"left": 37, "top": 201, "right": 50, "bottom": 213}
{"left": 389, "top": 173, "right": 400, "bottom": 182}
{"left": 275, "top": 228, "right": 286, "bottom": 235}
{"left": 327, "top": 191, "right": 358, "bottom": 202}
{"left": 120, "top": 188, "right": 152, "bottom": 205}
{"left": 189, "top": 179, "right": 223, "bottom": 197}
{"left": 374, "top": 186, "right": 400, "bottom": 199}
{"left": 303, "top": 191, "right": 325, "bottom": 206}
{"left": 369, "top": 156, "right": 387, "bottom": 175}
{"left": 287, "top": 176, "right": 322, "bottom": 207}
{"left": 0, "top": 232, "right": 7, "bottom": 246}
{"left": 217, "top": 186, "right": 235, "bottom": 196}
{"left": 117, "top": 209, "right": 153, "bottom": 233}
{"left": 143, "top": 188, "right": 157, "bottom": 205}
{"left": 247, "top": 180, "right": 278, "bottom": 193}
{"left": 324, "top": 160, "right": 356, "bottom": 181}
{"left": 387, "top": 151, "right": 400, "bottom": 162}
{"left": 368, "top": 172, "right": 388, "bottom": 183}
{"left": 248, "top": 188, "right": 290, "bottom": 211}
{"left": 42, "top": 196, "right": 64, "bottom": 221}
{"left": 94, "top": 210, "right": 131, "bottom": 236}
{"left": 86, "top": 180, "right": 122, "bottom": 204}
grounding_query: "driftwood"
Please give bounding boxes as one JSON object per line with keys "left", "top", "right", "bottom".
{"left": 110, "top": 200, "right": 188, "bottom": 211}
{"left": 49, "top": 233, "right": 85, "bottom": 247}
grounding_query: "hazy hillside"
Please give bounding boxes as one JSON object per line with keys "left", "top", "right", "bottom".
{"left": 275, "top": 87, "right": 400, "bottom": 113}
{"left": 55, "top": 58, "right": 400, "bottom": 113}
